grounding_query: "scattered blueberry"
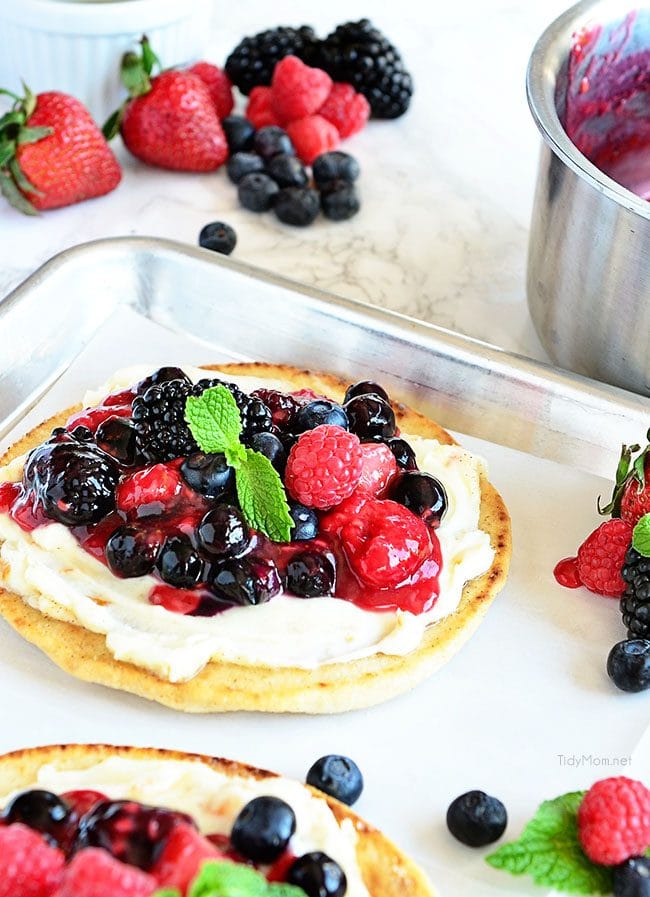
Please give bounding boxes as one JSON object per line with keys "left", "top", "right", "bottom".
{"left": 266, "top": 153, "right": 309, "bottom": 188}
{"left": 95, "top": 416, "right": 139, "bottom": 466}
{"left": 389, "top": 471, "right": 447, "bottom": 526}
{"left": 446, "top": 791, "right": 507, "bottom": 847}
{"left": 247, "top": 431, "right": 287, "bottom": 472}
{"left": 274, "top": 187, "right": 320, "bottom": 226}
{"left": 614, "top": 856, "right": 650, "bottom": 897}
{"left": 288, "top": 852, "right": 347, "bottom": 897}
{"left": 306, "top": 755, "right": 363, "bottom": 806}
{"left": 238, "top": 172, "right": 280, "bottom": 212}
{"left": 293, "top": 400, "right": 348, "bottom": 434}
{"left": 156, "top": 535, "right": 204, "bottom": 589}
{"left": 344, "top": 394, "right": 396, "bottom": 440}
{"left": 222, "top": 114, "right": 256, "bottom": 153}
{"left": 286, "top": 550, "right": 335, "bottom": 597}
{"left": 198, "top": 221, "right": 237, "bottom": 255}
{"left": 231, "top": 796, "right": 296, "bottom": 863}
{"left": 321, "top": 181, "right": 360, "bottom": 221}
{"left": 312, "top": 151, "right": 360, "bottom": 188}
{"left": 289, "top": 502, "right": 319, "bottom": 541}
{"left": 607, "top": 639, "right": 650, "bottom": 692}
{"left": 254, "top": 125, "right": 294, "bottom": 160}
{"left": 197, "top": 506, "right": 250, "bottom": 559}
{"left": 344, "top": 381, "right": 390, "bottom": 404}
{"left": 226, "top": 152, "right": 265, "bottom": 184}
{"left": 386, "top": 436, "right": 418, "bottom": 471}
{"left": 211, "top": 556, "right": 281, "bottom": 605}
{"left": 3, "top": 790, "right": 70, "bottom": 843}
{"left": 180, "top": 452, "right": 234, "bottom": 501}
{"left": 106, "top": 525, "right": 160, "bottom": 578}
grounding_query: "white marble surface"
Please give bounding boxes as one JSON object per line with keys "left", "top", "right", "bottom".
{"left": 0, "top": 0, "right": 571, "bottom": 361}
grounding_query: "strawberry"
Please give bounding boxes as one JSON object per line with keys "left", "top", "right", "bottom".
{"left": 150, "top": 823, "right": 225, "bottom": 893}
{"left": 188, "top": 62, "right": 234, "bottom": 119}
{"left": 576, "top": 518, "right": 633, "bottom": 598}
{"left": 0, "top": 85, "right": 120, "bottom": 213}
{"left": 599, "top": 429, "right": 650, "bottom": 526}
{"left": 105, "top": 37, "right": 227, "bottom": 172}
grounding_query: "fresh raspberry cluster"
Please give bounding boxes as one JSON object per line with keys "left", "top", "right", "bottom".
{"left": 577, "top": 776, "right": 650, "bottom": 866}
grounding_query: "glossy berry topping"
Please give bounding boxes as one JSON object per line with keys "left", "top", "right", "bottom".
{"left": 286, "top": 550, "right": 336, "bottom": 597}
{"left": 340, "top": 499, "right": 431, "bottom": 588}
{"left": 446, "top": 791, "right": 507, "bottom": 847}
{"left": 292, "top": 401, "right": 348, "bottom": 434}
{"left": 150, "top": 823, "right": 224, "bottom": 891}
{"left": 0, "top": 823, "right": 65, "bottom": 894}
{"left": 156, "top": 535, "right": 204, "bottom": 589}
{"left": 58, "top": 847, "right": 157, "bottom": 897}
{"left": 306, "top": 755, "right": 363, "bottom": 806}
{"left": 3, "top": 789, "right": 71, "bottom": 844}
{"left": 247, "top": 431, "right": 287, "bottom": 473}
{"left": 197, "top": 506, "right": 250, "bottom": 558}
{"left": 131, "top": 379, "right": 196, "bottom": 463}
{"left": 289, "top": 502, "right": 319, "bottom": 541}
{"left": 287, "top": 851, "right": 347, "bottom": 897}
{"left": 357, "top": 442, "right": 398, "bottom": 496}
{"left": 180, "top": 452, "right": 234, "bottom": 501}
{"left": 95, "top": 416, "right": 139, "bottom": 466}
{"left": 231, "top": 796, "right": 296, "bottom": 863}
{"left": 105, "top": 525, "right": 161, "bottom": 578}
{"left": 385, "top": 436, "right": 418, "bottom": 471}
{"left": 344, "top": 395, "right": 396, "bottom": 441}
{"left": 389, "top": 471, "right": 447, "bottom": 527}
{"left": 61, "top": 790, "right": 108, "bottom": 819}
{"left": 137, "top": 367, "right": 191, "bottom": 394}
{"left": 211, "top": 555, "right": 281, "bottom": 605}
{"left": 250, "top": 388, "right": 301, "bottom": 431}
{"left": 116, "top": 463, "right": 189, "bottom": 518}
{"left": 285, "top": 425, "right": 362, "bottom": 510}
{"left": 607, "top": 639, "right": 650, "bottom": 693}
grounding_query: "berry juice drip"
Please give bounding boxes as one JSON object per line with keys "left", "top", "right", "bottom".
{"left": 554, "top": 556, "right": 582, "bottom": 589}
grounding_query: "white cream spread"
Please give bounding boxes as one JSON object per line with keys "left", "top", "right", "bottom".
{"left": 0, "top": 755, "right": 370, "bottom": 897}
{"left": 0, "top": 366, "right": 495, "bottom": 681}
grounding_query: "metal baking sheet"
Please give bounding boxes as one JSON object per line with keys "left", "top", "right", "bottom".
{"left": 0, "top": 238, "right": 649, "bottom": 897}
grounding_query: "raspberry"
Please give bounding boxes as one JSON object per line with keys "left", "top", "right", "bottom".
{"left": 188, "top": 62, "right": 234, "bottom": 119}
{"left": 576, "top": 518, "right": 633, "bottom": 597}
{"left": 151, "top": 823, "right": 225, "bottom": 892}
{"left": 577, "top": 777, "right": 650, "bottom": 865}
{"left": 115, "top": 462, "right": 189, "bottom": 517}
{"left": 340, "top": 499, "right": 431, "bottom": 587}
{"left": 56, "top": 848, "right": 156, "bottom": 897}
{"left": 285, "top": 425, "right": 362, "bottom": 509}
{"left": 318, "top": 83, "right": 370, "bottom": 138}
{"left": 0, "top": 824, "right": 64, "bottom": 897}
{"left": 246, "top": 87, "right": 282, "bottom": 130}
{"left": 319, "top": 491, "right": 370, "bottom": 535}
{"left": 286, "top": 115, "right": 340, "bottom": 165}
{"left": 621, "top": 458, "right": 650, "bottom": 525}
{"left": 271, "top": 56, "right": 332, "bottom": 123}
{"left": 357, "top": 442, "right": 398, "bottom": 496}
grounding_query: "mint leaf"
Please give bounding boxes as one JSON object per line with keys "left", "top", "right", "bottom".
{"left": 633, "top": 514, "right": 650, "bottom": 557}
{"left": 237, "top": 448, "right": 293, "bottom": 542}
{"left": 486, "top": 792, "right": 613, "bottom": 895}
{"left": 152, "top": 890, "right": 181, "bottom": 897}
{"left": 188, "top": 860, "right": 305, "bottom": 897}
{"left": 185, "top": 386, "right": 242, "bottom": 456}
{"left": 268, "top": 886, "right": 308, "bottom": 897}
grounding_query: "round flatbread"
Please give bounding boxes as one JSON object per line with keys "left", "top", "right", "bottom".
{"left": 0, "top": 742, "right": 436, "bottom": 897}
{"left": 0, "top": 363, "right": 511, "bottom": 713}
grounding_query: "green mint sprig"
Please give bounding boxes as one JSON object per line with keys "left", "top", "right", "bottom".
{"left": 153, "top": 860, "right": 307, "bottom": 897}
{"left": 486, "top": 791, "right": 614, "bottom": 895}
{"left": 632, "top": 513, "right": 650, "bottom": 557}
{"left": 185, "top": 385, "right": 292, "bottom": 542}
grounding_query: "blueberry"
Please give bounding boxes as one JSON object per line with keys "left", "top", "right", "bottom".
{"left": 231, "top": 796, "right": 296, "bottom": 863}
{"left": 321, "top": 181, "right": 360, "bottom": 221}
{"left": 106, "top": 525, "right": 160, "bottom": 578}
{"left": 344, "top": 395, "right": 396, "bottom": 440}
{"left": 344, "top": 381, "right": 390, "bottom": 404}
{"left": 211, "top": 556, "right": 281, "bottom": 605}
{"left": 288, "top": 852, "right": 347, "bottom": 897}
{"left": 70, "top": 425, "right": 93, "bottom": 442}
{"left": 197, "top": 506, "right": 250, "bottom": 559}
{"left": 3, "top": 789, "right": 71, "bottom": 843}
{"left": 286, "top": 551, "right": 335, "bottom": 597}
{"left": 247, "top": 431, "right": 286, "bottom": 473}
{"left": 306, "top": 755, "right": 363, "bottom": 806}
{"left": 254, "top": 125, "right": 294, "bottom": 160}
{"left": 266, "top": 153, "right": 308, "bottom": 188}
{"left": 222, "top": 114, "right": 255, "bottom": 153}
{"left": 198, "top": 221, "right": 237, "bottom": 255}
{"left": 180, "top": 452, "right": 234, "bottom": 501}
{"left": 386, "top": 437, "right": 418, "bottom": 471}
{"left": 614, "top": 856, "right": 650, "bottom": 897}
{"left": 156, "top": 535, "right": 204, "bottom": 589}
{"left": 293, "top": 400, "right": 348, "bottom": 434}
{"left": 238, "top": 172, "right": 280, "bottom": 212}
{"left": 607, "top": 639, "right": 650, "bottom": 692}
{"left": 95, "top": 416, "right": 139, "bottom": 465}
{"left": 226, "top": 152, "right": 264, "bottom": 184}
{"left": 289, "top": 502, "right": 319, "bottom": 541}
{"left": 389, "top": 471, "right": 447, "bottom": 526}
{"left": 446, "top": 791, "right": 507, "bottom": 847}
{"left": 312, "top": 151, "right": 360, "bottom": 188}
{"left": 274, "top": 187, "right": 320, "bottom": 226}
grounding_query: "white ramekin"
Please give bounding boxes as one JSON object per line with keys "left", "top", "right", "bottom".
{"left": 0, "top": 0, "right": 214, "bottom": 122}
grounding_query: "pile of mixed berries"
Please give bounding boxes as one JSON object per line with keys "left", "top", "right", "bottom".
{"left": 0, "top": 752, "right": 362, "bottom": 897}
{"left": 0, "top": 369, "right": 448, "bottom": 617}
{"left": 554, "top": 431, "right": 650, "bottom": 693}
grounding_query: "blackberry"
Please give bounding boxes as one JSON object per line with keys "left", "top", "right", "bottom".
{"left": 131, "top": 379, "right": 196, "bottom": 463}
{"left": 621, "top": 546, "right": 650, "bottom": 639}
{"left": 225, "top": 26, "right": 320, "bottom": 96}
{"left": 317, "top": 19, "right": 413, "bottom": 119}
{"left": 193, "top": 379, "right": 273, "bottom": 442}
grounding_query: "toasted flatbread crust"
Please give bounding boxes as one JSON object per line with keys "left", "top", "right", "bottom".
{"left": 0, "top": 363, "right": 511, "bottom": 713}
{"left": 0, "top": 743, "right": 436, "bottom": 897}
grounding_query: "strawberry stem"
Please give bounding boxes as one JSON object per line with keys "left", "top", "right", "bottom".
{"left": 0, "top": 83, "right": 52, "bottom": 214}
